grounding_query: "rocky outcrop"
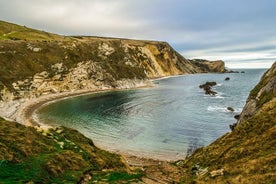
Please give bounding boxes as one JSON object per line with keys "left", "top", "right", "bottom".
{"left": 237, "top": 62, "right": 276, "bottom": 124}
{"left": 199, "top": 81, "right": 217, "bottom": 95}
{"left": 189, "top": 59, "right": 227, "bottom": 73}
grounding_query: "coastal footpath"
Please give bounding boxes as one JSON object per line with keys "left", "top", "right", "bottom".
{"left": 0, "top": 20, "right": 225, "bottom": 125}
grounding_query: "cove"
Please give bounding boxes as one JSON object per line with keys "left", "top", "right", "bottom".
{"left": 36, "top": 69, "right": 265, "bottom": 161}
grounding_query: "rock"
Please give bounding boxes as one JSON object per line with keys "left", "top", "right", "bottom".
{"left": 210, "top": 168, "right": 224, "bottom": 178}
{"left": 33, "top": 47, "right": 41, "bottom": 52}
{"left": 229, "top": 123, "right": 237, "bottom": 131}
{"left": 199, "top": 81, "right": 217, "bottom": 96}
{"left": 227, "top": 107, "right": 234, "bottom": 112}
{"left": 241, "top": 71, "right": 245, "bottom": 73}
{"left": 189, "top": 59, "right": 227, "bottom": 73}
{"left": 199, "top": 81, "right": 216, "bottom": 88}
{"left": 204, "top": 88, "right": 217, "bottom": 96}
{"left": 234, "top": 114, "right": 240, "bottom": 120}
{"left": 225, "top": 77, "right": 230, "bottom": 81}
{"left": 226, "top": 70, "right": 239, "bottom": 73}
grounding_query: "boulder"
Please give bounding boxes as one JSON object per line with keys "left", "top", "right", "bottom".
{"left": 225, "top": 77, "right": 230, "bottom": 81}
{"left": 210, "top": 169, "right": 224, "bottom": 178}
{"left": 229, "top": 123, "right": 237, "bottom": 131}
{"left": 199, "top": 81, "right": 217, "bottom": 96}
{"left": 234, "top": 114, "right": 240, "bottom": 120}
{"left": 227, "top": 107, "right": 234, "bottom": 112}
{"left": 205, "top": 88, "right": 217, "bottom": 96}
{"left": 199, "top": 81, "right": 217, "bottom": 88}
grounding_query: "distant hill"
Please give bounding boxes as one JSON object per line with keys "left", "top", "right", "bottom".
{"left": 0, "top": 20, "right": 64, "bottom": 41}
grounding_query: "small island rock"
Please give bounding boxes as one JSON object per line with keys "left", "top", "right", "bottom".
{"left": 227, "top": 107, "right": 234, "bottom": 112}
{"left": 199, "top": 81, "right": 217, "bottom": 96}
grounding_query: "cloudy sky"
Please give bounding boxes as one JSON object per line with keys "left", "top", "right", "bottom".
{"left": 1, "top": 0, "right": 275, "bottom": 68}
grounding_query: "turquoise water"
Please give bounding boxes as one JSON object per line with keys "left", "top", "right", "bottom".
{"left": 37, "top": 69, "right": 265, "bottom": 160}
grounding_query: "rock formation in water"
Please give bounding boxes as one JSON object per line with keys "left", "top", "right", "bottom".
{"left": 199, "top": 81, "right": 217, "bottom": 95}
{"left": 180, "top": 62, "right": 276, "bottom": 183}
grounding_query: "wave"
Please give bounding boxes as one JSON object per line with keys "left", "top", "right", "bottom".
{"left": 207, "top": 106, "right": 230, "bottom": 112}
{"left": 204, "top": 91, "right": 225, "bottom": 99}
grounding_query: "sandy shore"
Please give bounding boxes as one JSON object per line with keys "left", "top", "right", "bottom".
{"left": 0, "top": 75, "right": 184, "bottom": 127}
{"left": 21, "top": 85, "right": 153, "bottom": 128}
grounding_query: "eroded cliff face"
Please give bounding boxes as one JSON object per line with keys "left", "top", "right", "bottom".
{"left": 237, "top": 62, "right": 276, "bottom": 123}
{"left": 0, "top": 36, "right": 225, "bottom": 103}
{"left": 189, "top": 59, "right": 227, "bottom": 73}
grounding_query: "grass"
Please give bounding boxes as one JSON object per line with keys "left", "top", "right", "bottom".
{"left": 249, "top": 63, "right": 276, "bottom": 107}
{"left": 91, "top": 171, "right": 144, "bottom": 183}
{"left": 0, "top": 20, "right": 65, "bottom": 41}
{"left": 0, "top": 118, "right": 130, "bottom": 183}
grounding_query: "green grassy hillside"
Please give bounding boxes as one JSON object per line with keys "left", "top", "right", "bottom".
{"left": 0, "top": 20, "right": 65, "bottom": 41}
{"left": 0, "top": 117, "right": 145, "bottom": 183}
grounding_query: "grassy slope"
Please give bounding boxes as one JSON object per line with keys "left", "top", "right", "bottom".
{"left": 0, "top": 118, "right": 145, "bottom": 183}
{"left": 0, "top": 20, "right": 64, "bottom": 41}
{"left": 180, "top": 64, "right": 276, "bottom": 184}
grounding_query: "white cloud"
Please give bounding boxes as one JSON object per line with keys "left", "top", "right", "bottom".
{"left": 0, "top": 0, "right": 275, "bottom": 68}
{"left": 226, "top": 61, "right": 274, "bottom": 69}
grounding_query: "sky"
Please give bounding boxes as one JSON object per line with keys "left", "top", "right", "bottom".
{"left": 0, "top": 0, "right": 275, "bottom": 68}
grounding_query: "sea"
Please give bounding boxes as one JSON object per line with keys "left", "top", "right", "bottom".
{"left": 36, "top": 69, "right": 266, "bottom": 161}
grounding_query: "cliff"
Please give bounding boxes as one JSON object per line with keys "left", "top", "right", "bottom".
{"left": 237, "top": 62, "right": 276, "bottom": 123}
{"left": 0, "top": 20, "right": 225, "bottom": 104}
{"left": 189, "top": 59, "right": 227, "bottom": 73}
{"left": 180, "top": 62, "right": 276, "bottom": 184}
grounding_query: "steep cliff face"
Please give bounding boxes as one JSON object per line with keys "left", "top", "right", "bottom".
{"left": 181, "top": 62, "right": 276, "bottom": 184}
{"left": 189, "top": 59, "right": 227, "bottom": 73}
{"left": 238, "top": 62, "right": 276, "bottom": 123}
{"left": 0, "top": 20, "right": 225, "bottom": 103}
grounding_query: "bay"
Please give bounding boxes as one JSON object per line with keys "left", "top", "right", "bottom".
{"left": 37, "top": 69, "right": 265, "bottom": 160}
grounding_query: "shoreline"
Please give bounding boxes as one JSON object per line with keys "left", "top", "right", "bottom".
{"left": 24, "top": 84, "right": 155, "bottom": 127}
{"left": 0, "top": 75, "right": 188, "bottom": 162}
{"left": 14, "top": 75, "right": 182, "bottom": 127}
